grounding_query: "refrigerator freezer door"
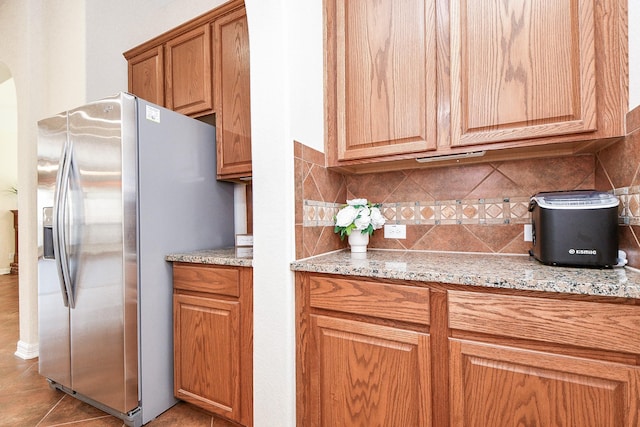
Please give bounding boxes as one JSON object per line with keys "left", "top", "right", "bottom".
{"left": 65, "top": 95, "right": 139, "bottom": 414}
{"left": 37, "top": 113, "right": 72, "bottom": 389}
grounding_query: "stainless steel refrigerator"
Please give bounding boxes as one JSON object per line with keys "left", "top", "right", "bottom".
{"left": 36, "top": 92, "right": 235, "bottom": 426}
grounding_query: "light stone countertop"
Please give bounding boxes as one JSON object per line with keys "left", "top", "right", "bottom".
{"left": 290, "top": 249, "right": 640, "bottom": 299}
{"left": 166, "top": 248, "right": 253, "bottom": 268}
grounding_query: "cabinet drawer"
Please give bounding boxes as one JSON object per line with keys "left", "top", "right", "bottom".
{"left": 173, "top": 263, "right": 239, "bottom": 297}
{"left": 448, "top": 290, "right": 640, "bottom": 354}
{"left": 309, "top": 276, "right": 430, "bottom": 325}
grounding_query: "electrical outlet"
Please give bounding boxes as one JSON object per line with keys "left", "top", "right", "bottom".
{"left": 523, "top": 224, "right": 533, "bottom": 242}
{"left": 384, "top": 224, "right": 406, "bottom": 239}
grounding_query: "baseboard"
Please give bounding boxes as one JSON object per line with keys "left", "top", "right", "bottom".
{"left": 0, "top": 268, "right": 10, "bottom": 275}
{"left": 15, "top": 340, "right": 39, "bottom": 360}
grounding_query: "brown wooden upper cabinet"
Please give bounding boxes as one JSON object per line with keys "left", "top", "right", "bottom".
{"left": 127, "top": 46, "right": 164, "bottom": 107}
{"left": 125, "top": 22, "right": 214, "bottom": 118}
{"left": 324, "top": 0, "right": 438, "bottom": 165}
{"left": 324, "top": 0, "right": 627, "bottom": 172}
{"left": 165, "top": 24, "right": 213, "bottom": 116}
{"left": 214, "top": 6, "right": 252, "bottom": 180}
{"left": 450, "top": 0, "right": 598, "bottom": 147}
{"left": 123, "top": 0, "right": 252, "bottom": 181}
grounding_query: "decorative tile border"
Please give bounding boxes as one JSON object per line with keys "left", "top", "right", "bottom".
{"left": 303, "top": 197, "right": 532, "bottom": 227}
{"left": 305, "top": 191, "right": 639, "bottom": 227}
{"left": 303, "top": 200, "right": 342, "bottom": 227}
{"left": 614, "top": 186, "right": 640, "bottom": 225}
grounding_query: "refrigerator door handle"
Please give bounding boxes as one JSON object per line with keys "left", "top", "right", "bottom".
{"left": 52, "top": 141, "right": 75, "bottom": 308}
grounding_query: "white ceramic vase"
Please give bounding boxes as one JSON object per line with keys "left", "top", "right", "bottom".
{"left": 348, "top": 231, "right": 370, "bottom": 253}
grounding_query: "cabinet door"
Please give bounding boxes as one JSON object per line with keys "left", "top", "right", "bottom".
{"left": 449, "top": 0, "right": 596, "bottom": 147}
{"left": 310, "top": 315, "right": 431, "bottom": 427}
{"left": 165, "top": 24, "right": 213, "bottom": 116}
{"left": 214, "top": 7, "right": 252, "bottom": 180}
{"left": 128, "top": 46, "right": 164, "bottom": 106}
{"left": 326, "top": 0, "right": 437, "bottom": 163}
{"left": 174, "top": 293, "right": 242, "bottom": 423}
{"left": 450, "top": 339, "right": 640, "bottom": 427}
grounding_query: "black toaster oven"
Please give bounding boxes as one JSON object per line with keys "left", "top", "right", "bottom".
{"left": 528, "top": 190, "right": 619, "bottom": 267}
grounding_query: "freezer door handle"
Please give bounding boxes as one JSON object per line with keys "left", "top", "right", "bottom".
{"left": 52, "top": 141, "right": 75, "bottom": 308}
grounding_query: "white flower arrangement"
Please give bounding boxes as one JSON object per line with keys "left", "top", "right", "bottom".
{"left": 334, "top": 198, "right": 386, "bottom": 240}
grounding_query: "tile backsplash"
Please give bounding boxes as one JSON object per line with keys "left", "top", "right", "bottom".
{"left": 294, "top": 142, "right": 346, "bottom": 259}
{"left": 295, "top": 141, "right": 599, "bottom": 259}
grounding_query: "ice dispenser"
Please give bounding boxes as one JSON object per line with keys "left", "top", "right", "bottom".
{"left": 43, "top": 207, "right": 54, "bottom": 259}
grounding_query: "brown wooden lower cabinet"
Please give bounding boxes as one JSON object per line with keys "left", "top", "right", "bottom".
{"left": 309, "top": 315, "right": 431, "bottom": 426}
{"left": 297, "top": 273, "right": 432, "bottom": 426}
{"left": 296, "top": 272, "right": 640, "bottom": 427}
{"left": 173, "top": 263, "right": 253, "bottom": 427}
{"left": 449, "top": 339, "right": 639, "bottom": 427}
{"left": 447, "top": 289, "right": 640, "bottom": 427}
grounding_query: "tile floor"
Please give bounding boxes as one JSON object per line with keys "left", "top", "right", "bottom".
{"left": 0, "top": 273, "right": 236, "bottom": 426}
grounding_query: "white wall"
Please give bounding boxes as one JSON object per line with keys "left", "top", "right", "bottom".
{"left": 630, "top": 1, "right": 640, "bottom": 109}
{"left": 0, "top": 77, "right": 18, "bottom": 274}
{"left": 84, "top": 0, "right": 226, "bottom": 101}
{"left": 288, "top": 0, "right": 324, "bottom": 152}
{"left": 41, "top": 1, "right": 86, "bottom": 115}
{"left": 245, "top": 0, "right": 324, "bottom": 424}
{"left": 0, "top": 0, "right": 88, "bottom": 359}
{"left": 245, "top": 1, "right": 294, "bottom": 424}
{"left": 0, "top": 0, "right": 49, "bottom": 358}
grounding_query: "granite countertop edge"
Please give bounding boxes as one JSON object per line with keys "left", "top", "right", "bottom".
{"left": 290, "top": 249, "right": 640, "bottom": 300}
{"left": 166, "top": 248, "right": 253, "bottom": 268}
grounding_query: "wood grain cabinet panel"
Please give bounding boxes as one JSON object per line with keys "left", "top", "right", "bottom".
{"left": 174, "top": 294, "right": 240, "bottom": 416}
{"left": 448, "top": 289, "right": 640, "bottom": 427}
{"left": 309, "top": 275, "right": 430, "bottom": 324}
{"left": 310, "top": 315, "right": 431, "bottom": 427}
{"left": 174, "top": 263, "right": 240, "bottom": 297}
{"left": 127, "top": 46, "right": 164, "bottom": 106}
{"left": 325, "top": 0, "right": 438, "bottom": 163}
{"left": 173, "top": 263, "right": 253, "bottom": 426}
{"left": 449, "top": 0, "right": 597, "bottom": 147}
{"left": 448, "top": 290, "right": 640, "bottom": 354}
{"left": 450, "top": 339, "right": 640, "bottom": 427}
{"left": 214, "top": 6, "right": 252, "bottom": 180}
{"left": 297, "top": 273, "right": 432, "bottom": 426}
{"left": 165, "top": 24, "right": 213, "bottom": 117}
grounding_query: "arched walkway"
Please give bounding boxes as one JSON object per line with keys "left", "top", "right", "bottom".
{"left": 0, "top": 62, "right": 22, "bottom": 361}
{"left": 0, "top": 64, "right": 18, "bottom": 276}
